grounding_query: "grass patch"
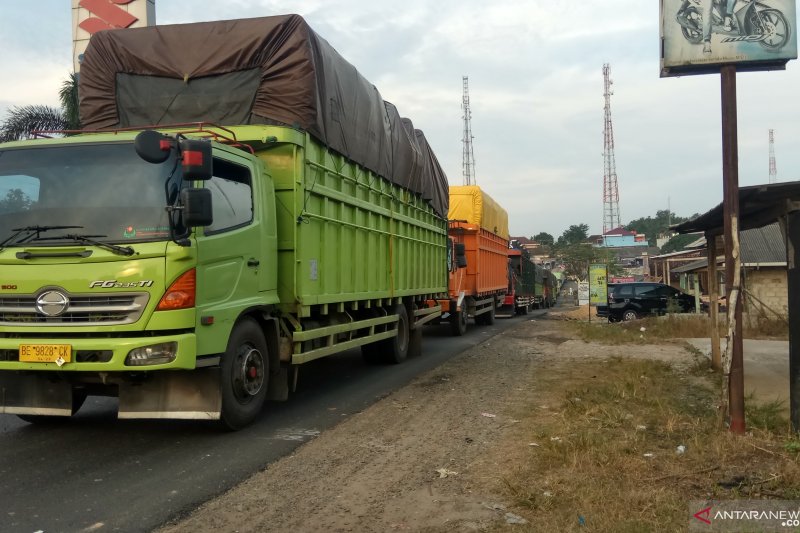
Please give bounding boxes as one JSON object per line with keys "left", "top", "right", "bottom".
{"left": 486, "top": 358, "right": 800, "bottom": 532}
{"left": 571, "top": 314, "right": 787, "bottom": 344}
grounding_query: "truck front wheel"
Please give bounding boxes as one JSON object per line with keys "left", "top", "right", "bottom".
{"left": 220, "top": 318, "right": 269, "bottom": 430}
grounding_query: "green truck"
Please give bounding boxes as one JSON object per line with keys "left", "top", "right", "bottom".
{"left": 0, "top": 15, "right": 449, "bottom": 429}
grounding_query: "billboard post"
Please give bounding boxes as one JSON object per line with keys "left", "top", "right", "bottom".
{"left": 659, "top": 0, "right": 797, "bottom": 434}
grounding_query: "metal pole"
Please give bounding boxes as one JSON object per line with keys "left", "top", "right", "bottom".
{"left": 787, "top": 211, "right": 800, "bottom": 432}
{"left": 721, "top": 65, "right": 745, "bottom": 434}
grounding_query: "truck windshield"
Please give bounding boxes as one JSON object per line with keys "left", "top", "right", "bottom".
{"left": 0, "top": 142, "right": 179, "bottom": 245}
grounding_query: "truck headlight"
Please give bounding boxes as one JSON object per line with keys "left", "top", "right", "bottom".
{"left": 125, "top": 342, "right": 178, "bottom": 366}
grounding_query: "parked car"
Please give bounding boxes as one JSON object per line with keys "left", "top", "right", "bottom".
{"left": 605, "top": 282, "right": 696, "bottom": 321}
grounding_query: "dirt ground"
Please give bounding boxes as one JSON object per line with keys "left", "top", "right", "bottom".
{"left": 157, "top": 315, "right": 700, "bottom": 533}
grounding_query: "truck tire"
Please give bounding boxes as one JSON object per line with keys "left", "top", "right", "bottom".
{"left": 379, "top": 305, "right": 410, "bottom": 364}
{"left": 481, "top": 303, "right": 496, "bottom": 325}
{"left": 219, "top": 318, "right": 269, "bottom": 430}
{"left": 450, "top": 307, "right": 467, "bottom": 336}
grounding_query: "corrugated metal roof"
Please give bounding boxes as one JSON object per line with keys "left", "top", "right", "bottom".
{"left": 740, "top": 222, "right": 785, "bottom": 264}
{"left": 672, "top": 181, "right": 800, "bottom": 234}
{"left": 669, "top": 222, "right": 785, "bottom": 273}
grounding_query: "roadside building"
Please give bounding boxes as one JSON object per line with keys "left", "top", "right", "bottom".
{"left": 671, "top": 223, "right": 787, "bottom": 317}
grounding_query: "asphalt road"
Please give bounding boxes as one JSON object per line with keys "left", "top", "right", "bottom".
{"left": 0, "top": 310, "right": 546, "bottom": 533}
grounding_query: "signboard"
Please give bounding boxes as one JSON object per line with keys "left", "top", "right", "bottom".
{"left": 660, "top": 0, "right": 797, "bottom": 76}
{"left": 589, "top": 264, "right": 608, "bottom": 306}
{"left": 610, "top": 276, "right": 635, "bottom": 283}
{"left": 578, "top": 282, "right": 590, "bottom": 306}
{"left": 72, "top": 0, "right": 156, "bottom": 72}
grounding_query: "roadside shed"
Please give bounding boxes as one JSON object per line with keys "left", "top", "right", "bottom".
{"left": 671, "top": 223, "right": 788, "bottom": 318}
{"left": 673, "top": 181, "right": 800, "bottom": 432}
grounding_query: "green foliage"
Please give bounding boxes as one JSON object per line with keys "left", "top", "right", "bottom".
{"left": 660, "top": 233, "right": 698, "bottom": 254}
{"left": 533, "top": 231, "right": 554, "bottom": 246}
{"left": 554, "top": 242, "right": 620, "bottom": 278}
{"left": 557, "top": 223, "right": 589, "bottom": 246}
{"left": 59, "top": 72, "right": 81, "bottom": 131}
{"left": 0, "top": 105, "right": 67, "bottom": 142}
{"left": 626, "top": 210, "right": 688, "bottom": 246}
{"left": 0, "top": 72, "right": 79, "bottom": 142}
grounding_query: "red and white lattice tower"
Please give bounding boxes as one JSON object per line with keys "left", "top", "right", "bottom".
{"left": 768, "top": 129, "right": 777, "bottom": 184}
{"left": 602, "top": 64, "right": 621, "bottom": 234}
{"left": 461, "top": 76, "right": 476, "bottom": 185}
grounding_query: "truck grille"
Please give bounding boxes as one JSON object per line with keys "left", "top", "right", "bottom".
{"left": 0, "top": 293, "right": 150, "bottom": 326}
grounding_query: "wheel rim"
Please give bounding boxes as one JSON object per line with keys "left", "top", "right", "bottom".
{"left": 623, "top": 311, "right": 636, "bottom": 321}
{"left": 233, "top": 344, "right": 265, "bottom": 401}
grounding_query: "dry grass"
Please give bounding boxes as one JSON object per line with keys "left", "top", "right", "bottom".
{"left": 570, "top": 314, "right": 788, "bottom": 344}
{"left": 483, "top": 358, "right": 800, "bottom": 532}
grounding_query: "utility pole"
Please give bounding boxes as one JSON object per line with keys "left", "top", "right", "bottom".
{"left": 461, "top": 76, "right": 476, "bottom": 186}
{"left": 602, "top": 64, "right": 621, "bottom": 234}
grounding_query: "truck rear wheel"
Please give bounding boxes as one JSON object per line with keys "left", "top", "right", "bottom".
{"left": 381, "top": 305, "right": 410, "bottom": 364}
{"left": 219, "top": 318, "right": 269, "bottom": 430}
{"left": 449, "top": 307, "right": 467, "bottom": 336}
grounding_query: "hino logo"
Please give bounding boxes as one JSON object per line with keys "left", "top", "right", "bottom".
{"left": 90, "top": 280, "right": 154, "bottom": 289}
{"left": 36, "top": 290, "right": 70, "bottom": 317}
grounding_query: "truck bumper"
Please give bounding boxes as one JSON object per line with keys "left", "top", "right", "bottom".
{"left": 0, "top": 333, "right": 197, "bottom": 372}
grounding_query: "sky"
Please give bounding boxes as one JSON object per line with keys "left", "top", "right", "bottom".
{"left": 1, "top": 0, "right": 798, "bottom": 239}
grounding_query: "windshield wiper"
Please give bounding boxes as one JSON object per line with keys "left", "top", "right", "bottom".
{"left": 0, "top": 225, "right": 84, "bottom": 253}
{"left": 31, "top": 233, "right": 136, "bottom": 257}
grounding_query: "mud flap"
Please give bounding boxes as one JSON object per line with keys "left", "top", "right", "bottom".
{"left": 0, "top": 372, "right": 73, "bottom": 416}
{"left": 267, "top": 365, "right": 289, "bottom": 401}
{"left": 118, "top": 369, "right": 222, "bottom": 420}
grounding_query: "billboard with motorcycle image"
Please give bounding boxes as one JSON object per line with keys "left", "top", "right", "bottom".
{"left": 661, "top": 0, "right": 797, "bottom": 76}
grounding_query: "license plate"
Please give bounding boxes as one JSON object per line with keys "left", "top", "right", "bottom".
{"left": 19, "top": 344, "right": 72, "bottom": 363}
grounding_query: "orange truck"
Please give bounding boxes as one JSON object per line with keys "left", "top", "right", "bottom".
{"left": 438, "top": 186, "right": 509, "bottom": 335}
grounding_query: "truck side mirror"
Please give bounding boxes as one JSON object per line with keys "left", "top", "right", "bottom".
{"left": 179, "top": 139, "right": 212, "bottom": 180}
{"left": 134, "top": 130, "right": 172, "bottom": 164}
{"left": 455, "top": 243, "right": 467, "bottom": 268}
{"left": 181, "top": 188, "right": 213, "bottom": 227}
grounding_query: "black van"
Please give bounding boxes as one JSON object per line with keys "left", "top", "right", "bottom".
{"left": 600, "top": 282, "right": 695, "bottom": 321}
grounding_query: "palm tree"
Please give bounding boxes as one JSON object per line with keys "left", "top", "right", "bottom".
{"left": 0, "top": 73, "right": 80, "bottom": 143}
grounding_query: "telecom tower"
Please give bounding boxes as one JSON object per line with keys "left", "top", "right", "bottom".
{"left": 461, "top": 76, "right": 476, "bottom": 185}
{"left": 769, "top": 129, "right": 777, "bottom": 183}
{"left": 602, "top": 64, "right": 621, "bottom": 234}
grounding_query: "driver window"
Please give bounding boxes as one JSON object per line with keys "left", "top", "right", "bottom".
{"left": 204, "top": 158, "right": 253, "bottom": 234}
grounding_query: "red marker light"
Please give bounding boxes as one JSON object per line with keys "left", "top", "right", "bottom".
{"left": 182, "top": 150, "right": 204, "bottom": 166}
{"left": 159, "top": 139, "right": 172, "bottom": 152}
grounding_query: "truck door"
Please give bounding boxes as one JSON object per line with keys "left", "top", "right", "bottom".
{"left": 195, "top": 153, "right": 265, "bottom": 328}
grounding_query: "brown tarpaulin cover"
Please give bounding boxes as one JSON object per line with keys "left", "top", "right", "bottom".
{"left": 79, "top": 14, "right": 448, "bottom": 217}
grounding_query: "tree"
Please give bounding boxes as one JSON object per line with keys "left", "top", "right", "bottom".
{"left": 0, "top": 73, "right": 79, "bottom": 142}
{"left": 660, "top": 233, "right": 698, "bottom": 254}
{"left": 626, "top": 210, "right": 688, "bottom": 246}
{"left": 0, "top": 189, "right": 32, "bottom": 213}
{"left": 532, "top": 232, "right": 554, "bottom": 246}
{"left": 556, "top": 223, "right": 589, "bottom": 246}
{"left": 555, "top": 242, "right": 622, "bottom": 279}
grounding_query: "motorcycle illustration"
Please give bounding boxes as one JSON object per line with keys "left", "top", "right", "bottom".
{"left": 676, "top": 0, "right": 791, "bottom": 50}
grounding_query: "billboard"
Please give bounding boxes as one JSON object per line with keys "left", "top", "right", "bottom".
{"left": 589, "top": 264, "right": 608, "bottom": 306}
{"left": 660, "top": 0, "right": 797, "bottom": 76}
{"left": 72, "top": 0, "right": 156, "bottom": 72}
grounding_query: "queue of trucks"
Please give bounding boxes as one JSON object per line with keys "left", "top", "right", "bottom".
{"left": 0, "top": 15, "right": 559, "bottom": 429}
